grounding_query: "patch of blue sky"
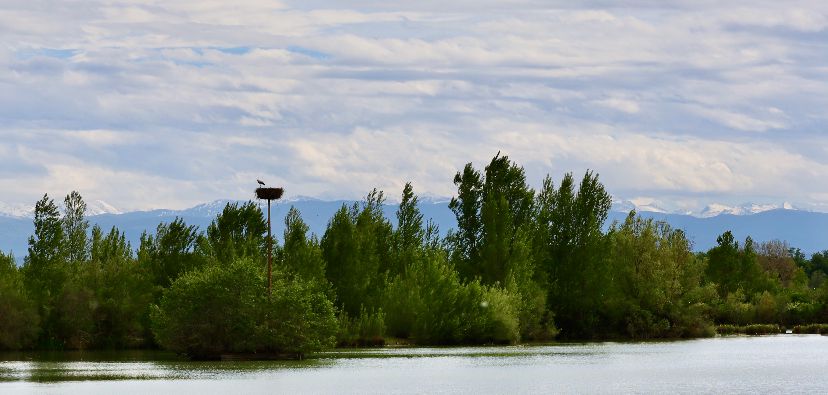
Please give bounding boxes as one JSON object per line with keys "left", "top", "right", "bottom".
{"left": 287, "top": 45, "right": 330, "bottom": 60}
{"left": 213, "top": 46, "right": 252, "bottom": 55}
{"left": 15, "top": 48, "right": 77, "bottom": 60}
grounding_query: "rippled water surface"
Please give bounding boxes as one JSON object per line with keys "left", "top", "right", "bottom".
{"left": 2, "top": 335, "right": 827, "bottom": 394}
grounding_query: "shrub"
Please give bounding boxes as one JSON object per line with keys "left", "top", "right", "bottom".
{"left": 716, "top": 289, "right": 755, "bottom": 325}
{"left": 336, "top": 307, "right": 386, "bottom": 346}
{"left": 0, "top": 252, "right": 39, "bottom": 350}
{"left": 716, "top": 324, "right": 782, "bottom": 335}
{"left": 150, "top": 258, "right": 337, "bottom": 359}
{"left": 742, "top": 324, "right": 782, "bottom": 335}
{"left": 383, "top": 252, "right": 521, "bottom": 345}
{"left": 791, "top": 324, "right": 828, "bottom": 334}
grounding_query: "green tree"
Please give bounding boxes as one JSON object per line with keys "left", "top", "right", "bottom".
{"left": 321, "top": 190, "right": 392, "bottom": 316}
{"left": 705, "top": 231, "right": 766, "bottom": 298}
{"left": 90, "top": 225, "right": 132, "bottom": 264}
{"left": 86, "top": 226, "right": 153, "bottom": 348}
{"left": 756, "top": 240, "right": 801, "bottom": 288}
{"left": 448, "top": 153, "right": 535, "bottom": 285}
{"left": 23, "top": 194, "right": 67, "bottom": 348}
{"left": 448, "top": 163, "right": 484, "bottom": 280}
{"left": 392, "top": 182, "right": 425, "bottom": 277}
{"left": 0, "top": 251, "right": 40, "bottom": 349}
{"left": 607, "top": 213, "right": 715, "bottom": 338}
{"left": 25, "top": 194, "right": 64, "bottom": 270}
{"left": 534, "top": 171, "right": 612, "bottom": 338}
{"left": 138, "top": 218, "right": 204, "bottom": 289}
{"left": 384, "top": 249, "right": 520, "bottom": 344}
{"left": 62, "top": 191, "right": 89, "bottom": 264}
{"left": 201, "top": 202, "right": 267, "bottom": 266}
{"left": 151, "top": 258, "right": 336, "bottom": 359}
{"left": 445, "top": 154, "right": 553, "bottom": 339}
{"left": 282, "top": 207, "right": 326, "bottom": 282}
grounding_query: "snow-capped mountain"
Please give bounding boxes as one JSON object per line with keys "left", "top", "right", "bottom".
{"left": 0, "top": 200, "right": 122, "bottom": 218}
{"left": 697, "top": 202, "right": 796, "bottom": 218}
{"left": 417, "top": 194, "right": 453, "bottom": 205}
{"left": 0, "top": 202, "right": 35, "bottom": 218}
{"left": 613, "top": 199, "right": 799, "bottom": 218}
{"left": 86, "top": 200, "right": 123, "bottom": 216}
{"left": 612, "top": 199, "right": 669, "bottom": 214}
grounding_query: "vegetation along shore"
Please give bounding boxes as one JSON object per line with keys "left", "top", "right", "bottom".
{"left": 2, "top": 153, "right": 828, "bottom": 359}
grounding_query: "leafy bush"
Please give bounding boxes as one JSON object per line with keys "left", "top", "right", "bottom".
{"left": 0, "top": 252, "right": 39, "bottom": 350}
{"left": 716, "top": 289, "right": 755, "bottom": 325}
{"left": 791, "top": 324, "right": 828, "bottom": 334}
{"left": 384, "top": 252, "right": 520, "bottom": 345}
{"left": 337, "top": 307, "right": 386, "bottom": 346}
{"left": 150, "top": 258, "right": 337, "bottom": 359}
{"left": 716, "top": 324, "right": 782, "bottom": 335}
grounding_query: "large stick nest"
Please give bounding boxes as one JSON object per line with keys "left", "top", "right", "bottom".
{"left": 256, "top": 187, "right": 284, "bottom": 200}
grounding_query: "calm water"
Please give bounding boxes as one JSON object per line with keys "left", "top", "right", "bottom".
{"left": 2, "top": 335, "right": 827, "bottom": 394}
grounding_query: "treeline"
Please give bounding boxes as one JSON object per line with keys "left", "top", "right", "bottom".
{"left": 3, "top": 154, "right": 828, "bottom": 357}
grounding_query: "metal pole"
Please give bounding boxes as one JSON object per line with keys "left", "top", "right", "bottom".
{"left": 267, "top": 198, "right": 272, "bottom": 297}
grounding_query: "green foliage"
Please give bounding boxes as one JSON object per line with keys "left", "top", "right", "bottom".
{"left": 448, "top": 164, "right": 484, "bottom": 280}
{"left": 0, "top": 251, "right": 40, "bottom": 349}
{"left": 383, "top": 251, "right": 520, "bottom": 345}
{"left": 534, "top": 171, "right": 612, "bottom": 338}
{"left": 91, "top": 225, "right": 132, "bottom": 264}
{"left": 23, "top": 194, "right": 69, "bottom": 348}
{"left": 754, "top": 291, "right": 778, "bottom": 323}
{"left": 791, "top": 323, "right": 828, "bottom": 334}
{"left": 716, "top": 289, "right": 755, "bottom": 325}
{"left": 282, "top": 207, "right": 326, "bottom": 282}
{"left": 150, "top": 258, "right": 337, "bottom": 359}
{"left": 446, "top": 156, "right": 553, "bottom": 340}
{"left": 84, "top": 227, "right": 153, "bottom": 348}
{"left": 605, "top": 213, "right": 715, "bottom": 338}
{"left": 15, "top": 154, "right": 828, "bottom": 355}
{"left": 26, "top": 194, "right": 65, "bottom": 269}
{"left": 448, "top": 153, "right": 535, "bottom": 285}
{"left": 705, "top": 232, "right": 767, "bottom": 298}
{"left": 150, "top": 259, "right": 265, "bottom": 358}
{"left": 392, "top": 182, "right": 425, "bottom": 277}
{"left": 258, "top": 275, "right": 339, "bottom": 354}
{"left": 716, "top": 324, "right": 782, "bottom": 335}
{"left": 337, "top": 307, "right": 386, "bottom": 347}
{"left": 202, "top": 201, "right": 267, "bottom": 265}
{"left": 322, "top": 190, "right": 392, "bottom": 316}
{"left": 138, "top": 218, "right": 205, "bottom": 289}
{"left": 505, "top": 228, "right": 557, "bottom": 340}
{"left": 37, "top": 225, "right": 154, "bottom": 350}
{"left": 63, "top": 191, "right": 89, "bottom": 264}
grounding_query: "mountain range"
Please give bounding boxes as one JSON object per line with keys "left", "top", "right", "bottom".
{"left": 1, "top": 198, "right": 827, "bottom": 259}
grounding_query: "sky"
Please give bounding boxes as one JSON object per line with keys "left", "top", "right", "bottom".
{"left": 1, "top": 0, "right": 827, "bottom": 213}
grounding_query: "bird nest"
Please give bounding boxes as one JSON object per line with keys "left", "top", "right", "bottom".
{"left": 256, "top": 187, "right": 284, "bottom": 200}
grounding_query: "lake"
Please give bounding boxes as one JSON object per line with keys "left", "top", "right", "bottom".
{"left": 2, "top": 335, "right": 827, "bottom": 393}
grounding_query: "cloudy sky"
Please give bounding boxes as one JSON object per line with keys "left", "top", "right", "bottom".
{"left": 1, "top": 0, "right": 827, "bottom": 212}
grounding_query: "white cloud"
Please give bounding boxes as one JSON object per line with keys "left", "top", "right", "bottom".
{"left": 1, "top": 0, "right": 828, "bottom": 211}
{"left": 692, "top": 107, "right": 786, "bottom": 132}
{"left": 595, "top": 98, "right": 641, "bottom": 114}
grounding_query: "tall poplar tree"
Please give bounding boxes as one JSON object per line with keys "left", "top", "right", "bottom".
{"left": 62, "top": 191, "right": 89, "bottom": 264}
{"left": 535, "top": 171, "right": 612, "bottom": 338}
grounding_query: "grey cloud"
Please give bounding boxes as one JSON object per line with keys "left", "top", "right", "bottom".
{"left": 0, "top": 1, "right": 827, "bottom": 212}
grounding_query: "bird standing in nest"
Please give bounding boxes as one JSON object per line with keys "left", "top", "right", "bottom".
{"left": 257, "top": 179, "right": 265, "bottom": 186}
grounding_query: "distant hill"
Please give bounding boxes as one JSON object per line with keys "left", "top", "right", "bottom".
{"left": 2, "top": 199, "right": 827, "bottom": 260}
{"left": 605, "top": 209, "right": 828, "bottom": 254}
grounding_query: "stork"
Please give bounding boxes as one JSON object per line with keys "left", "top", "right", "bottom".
{"left": 257, "top": 179, "right": 265, "bottom": 186}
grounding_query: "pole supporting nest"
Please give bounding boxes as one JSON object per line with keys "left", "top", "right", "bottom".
{"left": 256, "top": 187, "right": 284, "bottom": 297}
